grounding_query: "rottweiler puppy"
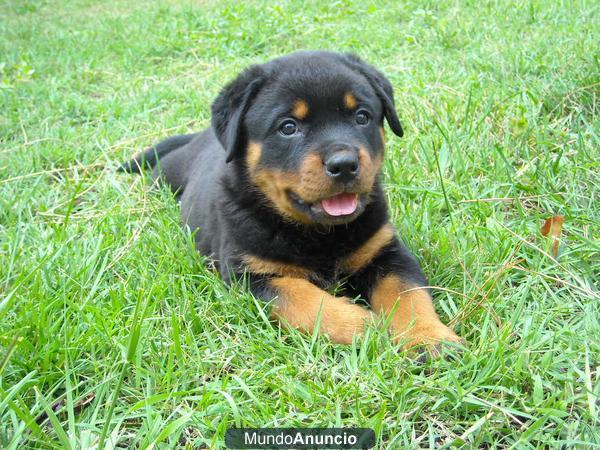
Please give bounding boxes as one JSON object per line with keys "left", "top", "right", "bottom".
{"left": 119, "top": 51, "right": 462, "bottom": 352}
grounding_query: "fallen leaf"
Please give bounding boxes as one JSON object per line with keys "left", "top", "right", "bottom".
{"left": 540, "top": 216, "right": 564, "bottom": 257}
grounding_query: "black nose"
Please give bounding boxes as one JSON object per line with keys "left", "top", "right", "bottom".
{"left": 325, "top": 151, "right": 359, "bottom": 183}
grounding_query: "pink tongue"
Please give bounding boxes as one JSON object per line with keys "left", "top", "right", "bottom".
{"left": 321, "top": 193, "right": 358, "bottom": 216}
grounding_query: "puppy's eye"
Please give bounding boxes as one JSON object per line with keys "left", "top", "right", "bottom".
{"left": 355, "top": 110, "right": 370, "bottom": 126}
{"left": 279, "top": 120, "right": 298, "bottom": 136}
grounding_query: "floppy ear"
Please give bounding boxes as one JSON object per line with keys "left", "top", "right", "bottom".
{"left": 211, "top": 66, "right": 266, "bottom": 163}
{"left": 340, "top": 54, "right": 404, "bottom": 138}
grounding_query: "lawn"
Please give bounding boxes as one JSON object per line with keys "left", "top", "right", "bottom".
{"left": 1, "top": 0, "right": 598, "bottom": 448}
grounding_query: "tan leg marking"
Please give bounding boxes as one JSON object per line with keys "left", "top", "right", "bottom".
{"left": 270, "top": 277, "right": 373, "bottom": 344}
{"left": 242, "top": 255, "right": 312, "bottom": 279}
{"left": 341, "top": 223, "right": 395, "bottom": 273}
{"left": 371, "top": 275, "right": 461, "bottom": 350}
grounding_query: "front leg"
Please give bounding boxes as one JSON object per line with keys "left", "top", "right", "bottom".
{"left": 370, "top": 275, "right": 462, "bottom": 351}
{"left": 244, "top": 264, "right": 373, "bottom": 344}
{"left": 345, "top": 235, "right": 462, "bottom": 352}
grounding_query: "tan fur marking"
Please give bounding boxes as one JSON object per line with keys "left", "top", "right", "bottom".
{"left": 251, "top": 169, "right": 313, "bottom": 224}
{"left": 249, "top": 148, "right": 381, "bottom": 225}
{"left": 342, "top": 223, "right": 395, "bottom": 273}
{"left": 246, "top": 142, "right": 262, "bottom": 172}
{"left": 250, "top": 152, "right": 330, "bottom": 224}
{"left": 344, "top": 92, "right": 357, "bottom": 110}
{"left": 357, "top": 147, "right": 382, "bottom": 192}
{"left": 271, "top": 277, "right": 373, "bottom": 344}
{"left": 242, "top": 255, "right": 311, "bottom": 279}
{"left": 292, "top": 99, "right": 309, "bottom": 120}
{"left": 298, "top": 153, "right": 331, "bottom": 199}
{"left": 371, "top": 275, "right": 461, "bottom": 349}
{"left": 379, "top": 127, "right": 385, "bottom": 145}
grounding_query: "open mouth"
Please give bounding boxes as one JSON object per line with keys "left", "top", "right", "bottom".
{"left": 288, "top": 191, "right": 365, "bottom": 224}
{"left": 320, "top": 192, "right": 359, "bottom": 216}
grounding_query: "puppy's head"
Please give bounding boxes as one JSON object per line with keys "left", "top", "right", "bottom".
{"left": 211, "top": 51, "right": 403, "bottom": 226}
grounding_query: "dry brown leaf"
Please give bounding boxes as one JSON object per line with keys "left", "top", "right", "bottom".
{"left": 540, "top": 216, "right": 564, "bottom": 257}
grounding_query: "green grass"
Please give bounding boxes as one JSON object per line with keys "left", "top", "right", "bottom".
{"left": 1, "top": 0, "right": 599, "bottom": 447}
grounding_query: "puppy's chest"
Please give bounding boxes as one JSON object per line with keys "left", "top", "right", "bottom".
{"left": 263, "top": 237, "right": 370, "bottom": 288}
{"left": 240, "top": 220, "right": 393, "bottom": 288}
{"left": 303, "top": 253, "right": 353, "bottom": 288}
{"left": 284, "top": 224, "right": 392, "bottom": 283}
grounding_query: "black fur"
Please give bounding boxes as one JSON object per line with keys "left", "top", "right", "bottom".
{"left": 117, "top": 133, "right": 196, "bottom": 174}
{"left": 339, "top": 53, "right": 404, "bottom": 137}
{"left": 211, "top": 68, "right": 266, "bottom": 162}
{"left": 119, "top": 50, "right": 426, "bottom": 300}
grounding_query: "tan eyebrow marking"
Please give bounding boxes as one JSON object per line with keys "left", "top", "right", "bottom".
{"left": 292, "top": 99, "right": 309, "bottom": 120}
{"left": 344, "top": 92, "right": 357, "bottom": 110}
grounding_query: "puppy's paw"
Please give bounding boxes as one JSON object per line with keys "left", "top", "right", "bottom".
{"left": 394, "top": 321, "right": 465, "bottom": 358}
